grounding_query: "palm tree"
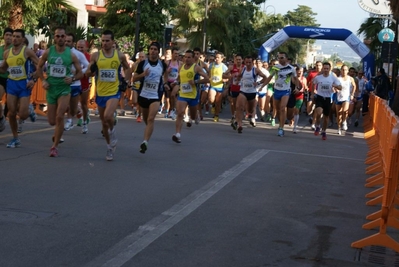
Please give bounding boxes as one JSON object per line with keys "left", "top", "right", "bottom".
{"left": 357, "top": 16, "right": 386, "bottom": 65}
{"left": 0, "top": 0, "right": 76, "bottom": 32}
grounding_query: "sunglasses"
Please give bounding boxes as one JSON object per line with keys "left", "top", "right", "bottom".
{"left": 278, "top": 57, "right": 285, "bottom": 59}
{"left": 55, "top": 34, "right": 65, "bottom": 38}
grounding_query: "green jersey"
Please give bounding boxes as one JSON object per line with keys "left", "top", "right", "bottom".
{"left": 46, "top": 46, "right": 73, "bottom": 89}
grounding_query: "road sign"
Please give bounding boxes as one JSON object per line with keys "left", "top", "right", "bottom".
{"left": 378, "top": 28, "right": 395, "bottom": 43}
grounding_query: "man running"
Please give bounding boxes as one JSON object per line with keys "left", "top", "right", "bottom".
{"left": 306, "top": 61, "right": 322, "bottom": 129}
{"left": 172, "top": 50, "right": 209, "bottom": 143}
{"left": 133, "top": 42, "right": 167, "bottom": 154}
{"left": 163, "top": 47, "right": 181, "bottom": 119}
{"left": 64, "top": 33, "right": 89, "bottom": 133}
{"left": 0, "top": 28, "right": 13, "bottom": 132}
{"left": 235, "top": 55, "right": 268, "bottom": 133}
{"left": 37, "top": 26, "right": 84, "bottom": 157}
{"left": 76, "top": 39, "right": 92, "bottom": 133}
{"left": 312, "top": 62, "right": 342, "bottom": 140}
{"left": 86, "top": 30, "right": 131, "bottom": 160}
{"left": 0, "top": 29, "right": 39, "bottom": 147}
{"left": 131, "top": 51, "right": 146, "bottom": 122}
{"left": 336, "top": 65, "right": 356, "bottom": 135}
{"left": 264, "top": 52, "right": 301, "bottom": 136}
{"left": 208, "top": 51, "right": 228, "bottom": 122}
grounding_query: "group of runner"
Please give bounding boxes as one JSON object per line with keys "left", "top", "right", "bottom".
{"left": 0, "top": 27, "right": 369, "bottom": 160}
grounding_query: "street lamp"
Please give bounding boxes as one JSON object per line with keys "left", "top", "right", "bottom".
{"left": 202, "top": 0, "right": 209, "bottom": 53}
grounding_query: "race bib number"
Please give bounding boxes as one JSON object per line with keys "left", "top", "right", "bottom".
{"left": 142, "top": 81, "right": 158, "bottom": 92}
{"left": 274, "top": 82, "right": 283, "bottom": 89}
{"left": 181, "top": 83, "right": 193, "bottom": 93}
{"left": 99, "top": 69, "right": 116, "bottom": 82}
{"left": 50, "top": 65, "right": 67, "bottom": 78}
{"left": 212, "top": 76, "right": 221, "bottom": 83}
{"left": 9, "top": 66, "right": 24, "bottom": 78}
{"left": 168, "top": 70, "right": 178, "bottom": 80}
{"left": 243, "top": 82, "right": 254, "bottom": 89}
{"left": 320, "top": 83, "right": 330, "bottom": 90}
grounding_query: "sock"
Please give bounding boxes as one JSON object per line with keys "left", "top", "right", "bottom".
{"left": 294, "top": 114, "right": 299, "bottom": 127}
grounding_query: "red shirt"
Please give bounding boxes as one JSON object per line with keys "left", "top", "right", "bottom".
{"left": 230, "top": 64, "right": 243, "bottom": 92}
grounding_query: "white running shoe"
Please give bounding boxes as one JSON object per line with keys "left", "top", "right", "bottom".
{"left": 106, "top": 148, "right": 114, "bottom": 161}
{"left": 342, "top": 121, "right": 348, "bottom": 131}
{"left": 64, "top": 119, "right": 73, "bottom": 131}
{"left": 82, "top": 124, "right": 88, "bottom": 134}
{"left": 311, "top": 124, "right": 316, "bottom": 130}
{"left": 170, "top": 110, "right": 176, "bottom": 120}
{"left": 337, "top": 129, "right": 342, "bottom": 135}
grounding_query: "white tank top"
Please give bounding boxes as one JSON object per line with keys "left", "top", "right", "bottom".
{"left": 337, "top": 76, "right": 351, "bottom": 102}
{"left": 240, "top": 67, "right": 257, "bottom": 93}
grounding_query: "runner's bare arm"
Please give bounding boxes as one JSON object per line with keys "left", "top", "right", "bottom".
{"left": 0, "top": 51, "right": 9, "bottom": 73}
{"left": 119, "top": 51, "right": 132, "bottom": 83}
{"left": 195, "top": 65, "right": 209, "bottom": 84}
{"left": 85, "top": 52, "right": 99, "bottom": 77}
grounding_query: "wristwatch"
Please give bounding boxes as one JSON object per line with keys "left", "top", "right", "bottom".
{"left": 72, "top": 76, "right": 76, "bottom": 82}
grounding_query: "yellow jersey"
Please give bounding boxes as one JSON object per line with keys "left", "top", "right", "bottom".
{"left": 6, "top": 46, "right": 27, "bottom": 81}
{"left": 179, "top": 63, "right": 197, "bottom": 99}
{"left": 97, "top": 50, "right": 120, "bottom": 96}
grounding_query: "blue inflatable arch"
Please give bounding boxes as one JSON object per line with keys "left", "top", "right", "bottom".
{"left": 259, "top": 26, "right": 375, "bottom": 79}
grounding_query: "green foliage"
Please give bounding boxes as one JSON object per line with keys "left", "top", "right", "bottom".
{"left": 99, "top": 0, "right": 178, "bottom": 46}
{"left": 0, "top": 0, "right": 76, "bottom": 35}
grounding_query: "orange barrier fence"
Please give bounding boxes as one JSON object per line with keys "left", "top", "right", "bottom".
{"left": 351, "top": 94, "right": 399, "bottom": 252}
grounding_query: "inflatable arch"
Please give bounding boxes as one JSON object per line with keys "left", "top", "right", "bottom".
{"left": 258, "top": 26, "right": 375, "bottom": 79}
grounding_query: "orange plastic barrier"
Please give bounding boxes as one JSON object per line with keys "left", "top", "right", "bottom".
{"left": 88, "top": 77, "right": 97, "bottom": 110}
{"left": 351, "top": 94, "right": 399, "bottom": 252}
{"left": 30, "top": 78, "right": 47, "bottom": 116}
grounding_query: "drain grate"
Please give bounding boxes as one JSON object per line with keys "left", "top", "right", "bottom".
{"left": 356, "top": 246, "right": 399, "bottom": 266}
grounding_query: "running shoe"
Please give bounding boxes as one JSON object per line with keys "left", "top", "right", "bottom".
{"left": 7, "top": 138, "right": 21, "bottom": 148}
{"left": 213, "top": 116, "right": 219, "bottom": 122}
{"left": 136, "top": 116, "right": 142, "bottom": 123}
{"left": 337, "top": 129, "right": 342, "bottom": 135}
{"left": 271, "top": 118, "right": 275, "bottom": 126}
{"left": 342, "top": 121, "right": 348, "bottom": 131}
{"left": 105, "top": 148, "right": 114, "bottom": 161}
{"left": 64, "top": 119, "right": 73, "bottom": 131}
{"left": 321, "top": 132, "right": 327, "bottom": 140}
{"left": 278, "top": 127, "right": 284, "bottom": 137}
{"left": 140, "top": 141, "right": 148, "bottom": 154}
{"left": 237, "top": 126, "right": 243, "bottom": 134}
{"left": 250, "top": 117, "right": 256, "bottom": 127}
{"left": 109, "top": 128, "right": 118, "bottom": 149}
{"left": 170, "top": 110, "right": 176, "bottom": 120}
{"left": 17, "top": 119, "right": 24, "bottom": 133}
{"left": 187, "top": 120, "right": 192, "bottom": 127}
{"left": 172, "top": 134, "right": 181, "bottom": 143}
{"left": 354, "top": 120, "right": 359, "bottom": 127}
{"left": 28, "top": 104, "right": 36, "bottom": 122}
{"left": 0, "top": 116, "right": 5, "bottom": 132}
{"left": 82, "top": 123, "right": 88, "bottom": 134}
{"left": 293, "top": 126, "right": 297, "bottom": 134}
{"left": 314, "top": 126, "right": 320, "bottom": 136}
{"left": 311, "top": 124, "right": 316, "bottom": 130}
{"left": 49, "top": 147, "right": 58, "bottom": 157}
{"left": 231, "top": 121, "right": 237, "bottom": 130}
{"left": 119, "top": 110, "right": 125, "bottom": 116}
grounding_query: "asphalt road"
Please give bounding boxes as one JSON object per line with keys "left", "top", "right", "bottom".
{"left": 0, "top": 108, "right": 380, "bottom": 267}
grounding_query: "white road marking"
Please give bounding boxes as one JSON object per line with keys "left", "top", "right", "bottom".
{"left": 85, "top": 149, "right": 270, "bottom": 267}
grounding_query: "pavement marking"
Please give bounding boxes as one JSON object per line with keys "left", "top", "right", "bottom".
{"left": 0, "top": 121, "right": 101, "bottom": 139}
{"left": 268, "top": 149, "right": 364, "bottom": 161}
{"left": 85, "top": 149, "right": 270, "bottom": 267}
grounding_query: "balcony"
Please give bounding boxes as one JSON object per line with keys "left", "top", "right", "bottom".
{"left": 86, "top": 0, "right": 106, "bottom": 13}
{"left": 94, "top": 0, "right": 106, "bottom": 6}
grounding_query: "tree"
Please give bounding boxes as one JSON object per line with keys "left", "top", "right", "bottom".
{"left": 0, "top": 0, "right": 76, "bottom": 34}
{"left": 99, "top": 0, "right": 178, "bottom": 44}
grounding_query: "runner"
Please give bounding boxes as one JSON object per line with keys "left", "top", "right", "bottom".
{"left": 163, "top": 47, "right": 181, "bottom": 119}
{"left": 336, "top": 65, "right": 356, "bottom": 135}
{"left": 292, "top": 65, "right": 307, "bottom": 133}
{"left": 264, "top": 59, "right": 278, "bottom": 123}
{"left": 235, "top": 55, "right": 268, "bottom": 133}
{"left": 0, "top": 29, "right": 39, "bottom": 147}
{"left": 255, "top": 59, "right": 270, "bottom": 122}
{"left": 64, "top": 33, "right": 89, "bottom": 133}
{"left": 0, "top": 28, "right": 13, "bottom": 132}
{"left": 208, "top": 51, "right": 228, "bottom": 122}
{"left": 172, "top": 50, "right": 209, "bottom": 143}
{"left": 306, "top": 61, "right": 322, "bottom": 129}
{"left": 37, "top": 26, "right": 84, "bottom": 157}
{"left": 223, "top": 54, "right": 244, "bottom": 129}
{"left": 76, "top": 39, "right": 92, "bottom": 133}
{"left": 312, "top": 62, "right": 342, "bottom": 140}
{"left": 85, "top": 29, "right": 132, "bottom": 160}
{"left": 264, "top": 52, "right": 301, "bottom": 136}
{"left": 354, "top": 70, "right": 367, "bottom": 127}
{"left": 131, "top": 51, "right": 146, "bottom": 122}
{"left": 133, "top": 42, "right": 167, "bottom": 154}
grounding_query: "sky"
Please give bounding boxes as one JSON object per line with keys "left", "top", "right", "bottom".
{"left": 259, "top": 0, "right": 372, "bottom": 62}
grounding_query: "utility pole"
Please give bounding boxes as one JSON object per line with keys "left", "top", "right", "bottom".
{"left": 202, "top": 0, "right": 209, "bottom": 53}
{"left": 134, "top": 0, "right": 141, "bottom": 56}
